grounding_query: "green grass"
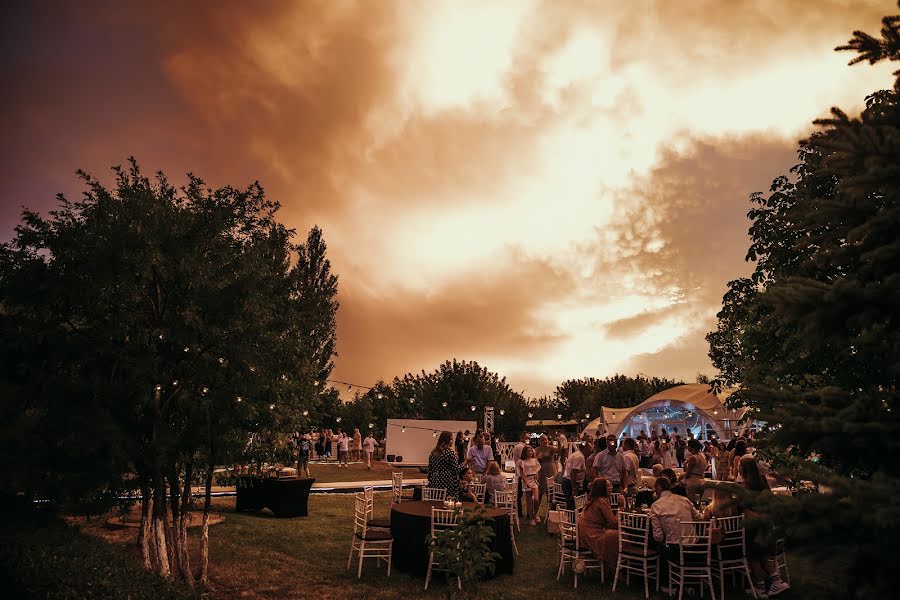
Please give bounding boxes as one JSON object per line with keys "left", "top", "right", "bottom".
{"left": 5, "top": 491, "right": 848, "bottom": 599}
{"left": 0, "top": 505, "right": 198, "bottom": 600}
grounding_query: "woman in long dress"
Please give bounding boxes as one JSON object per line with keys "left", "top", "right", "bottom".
{"left": 536, "top": 435, "right": 557, "bottom": 511}
{"left": 517, "top": 446, "right": 542, "bottom": 525}
{"left": 428, "top": 431, "right": 460, "bottom": 499}
{"left": 577, "top": 477, "right": 619, "bottom": 570}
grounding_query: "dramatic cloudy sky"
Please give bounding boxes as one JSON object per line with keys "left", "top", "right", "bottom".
{"left": 1, "top": 1, "right": 895, "bottom": 397}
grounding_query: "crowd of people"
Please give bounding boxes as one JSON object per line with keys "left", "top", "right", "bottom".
{"left": 424, "top": 427, "right": 790, "bottom": 598}
{"left": 289, "top": 428, "right": 382, "bottom": 475}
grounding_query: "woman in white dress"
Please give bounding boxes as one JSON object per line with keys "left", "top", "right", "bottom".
{"left": 516, "top": 445, "right": 541, "bottom": 525}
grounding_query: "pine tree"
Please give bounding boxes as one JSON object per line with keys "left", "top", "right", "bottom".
{"left": 707, "top": 6, "right": 900, "bottom": 596}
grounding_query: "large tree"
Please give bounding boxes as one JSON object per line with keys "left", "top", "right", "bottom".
{"left": 707, "top": 8, "right": 900, "bottom": 596}
{"left": 555, "top": 374, "right": 684, "bottom": 423}
{"left": 0, "top": 160, "right": 338, "bottom": 583}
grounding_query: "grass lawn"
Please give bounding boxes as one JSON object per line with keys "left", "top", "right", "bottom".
{"left": 58, "top": 490, "right": 847, "bottom": 600}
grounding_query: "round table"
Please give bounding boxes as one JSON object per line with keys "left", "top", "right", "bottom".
{"left": 390, "top": 500, "right": 515, "bottom": 577}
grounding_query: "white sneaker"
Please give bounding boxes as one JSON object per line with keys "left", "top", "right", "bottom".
{"left": 767, "top": 579, "right": 790, "bottom": 596}
{"left": 748, "top": 582, "right": 769, "bottom": 598}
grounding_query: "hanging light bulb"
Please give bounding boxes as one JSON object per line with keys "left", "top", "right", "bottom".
{"left": 159, "top": 334, "right": 164, "bottom": 340}
{"left": 172, "top": 380, "right": 179, "bottom": 386}
{"left": 442, "top": 401, "right": 447, "bottom": 408}
{"left": 585, "top": 413, "right": 590, "bottom": 419}
{"left": 154, "top": 384, "right": 162, "bottom": 391}
{"left": 236, "top": 396, "right": 242, "bottom": 402}
{"left": 183, "top": 346, "right": 189, "bottom": 352}
{"left": 368, "top": 423, "right": 374, "bottom": 429}
{"left": 201, "top": 387, "right": 208, "bottom": 394}
{"left": 471, "top": 405, "right": 476, "bottom": 412}
{"left": 499, "top": 409, "right": 505, "bottom": 415}
{"left": 313, "top": 380, "right": 320, "bottom": 387}
{"left": 302, "top": 410, "right": 309, "bottom": 416}
{"left": 336, "top": 417, "right": 342, "bottom": 422}
{"left": 432, "top": 430, "right": 437, "bottom": 437}
{"left": 409, "top": 398, "right": 415, "bottom": 404}
{"left": 218, "top": 357, "right": 225, "bottom": 364}
{"left": 557, "top": 414, "right": 562, "bottom": 420}
{"left": 528, "top": 412, "right": 533, "bottom": 418}
{"left": 401, "top": 426, "right": 406, "bottom": 432}
{"left": 281, "top": 374, "right": 287, "bottom": 381}
{"left": 348, "top": 385, "right": 352, "bottom": 391}
{"left": 269, "top": 404, "right": 275, "bottom": 410}
{"left": 376, "top": 393, "right": 384, "bottom": 400}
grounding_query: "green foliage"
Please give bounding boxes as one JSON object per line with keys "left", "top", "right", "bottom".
{"left": 0, "top": 158, "right": 338, "bottom": 500}
{"left": 426, "top": 506, "right": 501, "bottom": 599}
{"left": 554, "top": 374, "right": 684, "bottom": 422}
{"left": 707, "top": 7, "right": 900, "bottom": 597}
{"left": 0, "top": 507, "right": 198, "bottom": 600}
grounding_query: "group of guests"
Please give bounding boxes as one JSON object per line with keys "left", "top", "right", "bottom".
{"left": 560, "top": 435, "right": 789, "bottom": 598}
{"left": 295, "top": 428, "right": 380, "bottom": 470}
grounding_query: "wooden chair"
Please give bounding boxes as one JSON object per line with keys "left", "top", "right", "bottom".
{"left": 359, "top": 486, "right": 392, "bottom": 530}
{"left": 493, "top": 490, "right": 520, "bottom": 556}
{"left": 773, "top": 537, "right": 790, "bottom": 585}
{"left": 391, "top": 472, "right": 414, "bottom": 504}
{"left": 470, "top": 482, "right": 487, "bottom": 504}
{"left": 425, "top": 507, "right": 460, "bottom": 591}
{"left": 612, "top": 511, "right": 659, "bottom": 599}
{"left": 347, "top": 495, "right": 393, "bottom": 578}
{"left": 422, "top": 487, "right": 447, "bottom": 502}
{"left": 668, "top": 520, "right": 716, "bottom": 600}
{"left": 573, "top": 493, "right": 587, "bottom": 514}
{"left": 557, "top": 508, "right": 603, "bottom": 589}
{"left": 609, "top": 492, "right": 624, "bottom": 514}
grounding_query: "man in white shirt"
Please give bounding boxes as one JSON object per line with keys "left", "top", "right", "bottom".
{"left": 362, "top": 434, "right": 378, "bottom": 470}
{"left": 638, "top": 435, "right": 653, "bottom": 469}
{"left": 592, "top": 435, "right": 627, "bottom": 492}
{"left": 649, "top": 477, "right": 702, "bottom": 544}
{"left": 562, "top": 442, "right": 586, "bottom": 509}
{"left": 338, "top": 432, "right": 349, "bottom": 467}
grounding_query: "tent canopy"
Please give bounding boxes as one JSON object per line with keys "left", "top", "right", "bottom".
{"left": 583, "top": 384, "right": 747, "bottom": 439}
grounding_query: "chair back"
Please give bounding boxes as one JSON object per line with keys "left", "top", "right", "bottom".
{"left": 558, "top": 508, "right": 578, "bottom": 546}
{"left": 552, "top": 482, "right": 566, "bottom": 507}
{"left": 618, "top": 511, "right": 653, "bottom": 557}
{"left": 574, "top": 493, "right": 587, "bottom": 513}
{"left": 470, "top": 482, "right": 487, "bottom": 503}
{"left": 677, "top": 520, "right": 713, "bottom": 566}
{"left": 714, "top": 515, "right": 747, "bottom": 559}
{"left": 354, "top": 495, "right": 369, "bottom": 536}
{"left": 392, "top": 472, "right": 403, "bottom": 503}
{"left": 493, "top": 490, "right": 517, "bottom": 512}
{"left": 609, "top": 492, "right": 624, "bottom": 513}
{"left": 430, "top": 507, "right": 458, "bottom": 536}
{"left": 423, "top": 487, "right": 447, "bottom": 502}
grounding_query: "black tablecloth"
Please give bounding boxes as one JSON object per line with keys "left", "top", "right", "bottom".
{"left": 235, "top": 477, "right": 315, "bottom": 517}
{"left": 390, "top": 500, "right": 514, "bottom": 577}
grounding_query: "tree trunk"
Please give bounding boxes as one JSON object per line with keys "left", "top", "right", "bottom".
{"left": 179, "top": 462, "right": 194, "bottom": 586}
{"left": 200, "top": 463, "right": 214, "bottom": 584}
{"left": 139, "top": 477, "right": 152, "bottom": 569}
{"left": 152, "top": 474, "right": 171, "bottom": 579}
{"left": 168, "top": 470, "right": 183, "bottom": 581}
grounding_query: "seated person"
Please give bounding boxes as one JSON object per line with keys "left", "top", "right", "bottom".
{"left": 702, "top": 486, "right": 740, "bottom": 520}
{"left": 660, "top": 467, "right": 688, "bottom": 498}
{"left": 457, "top": 468, "right": 478, "bottom": 503}
{"left": 482, "top": 460, "right": 508, "bottom": 504}
{"left": 649, "top": 476, "right": 702, "bottom": 587}
{"left": 577, "top": 477, "right": 619, "bottom": 570}
{"left": 652, "top": 463, "right": 664, "bottom": 478}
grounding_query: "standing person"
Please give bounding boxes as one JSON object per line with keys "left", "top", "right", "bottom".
{"left": 536, "top": 434, "right": 557, "bottom": 511}
{"left": 621, "top": 438, "right": 641, "bottom": 491}
{"left": 352, "top": 428, "right": 362, "bottom": 462}
{"left": 739, "top": 456, "right": 790, "bottom": 597}
{"left": 557, "top": 431, "right": 569, "bottom": 463}
{"left": 362, "top": 432, "right": 378, "bottom": 470}
{"left": 511, "top": 433, "right": 528, "bottom": 518}
{"left": 297, "top": 433, "right": 312, "bottom": 478}
{"left": 325, "top": 428, "right": 333, "bottom": 460}
{"left": 455, "top": 431, "right": 467, "bottom": 463}
{"left": 639, "top": 435, "right": 652, "bottom": 469}
{"left": 683, "top": 438, "right": 708, "bottom": 503}
{"left": 561, "top": 441, "right": 586, "bottom": 510}
{"left": 315, "top": 430, "right": 325, "bottom": 460}
{"left": 428, "top": 431, "right": 460, "bottom": 499}
{"left": 517, "top": 446, "right": 541, "bottom": 525}
{"left": 674, "top": 434, "right": 686, "bottom": 468}
{"left": 660, "top": 437, "right": 676, "bottom": 469}
{"left": 731, "top": 439, "right": 749, "bottom": 482}
{"left": 592, "top": 435, "right": 627, "bottom": 493}
{"left": 577, "top": 477, "right": 619, "bottom": 571}
{"left": 464, "top": 433, "right": 494, "bottom": 475}
{"left": 337, "top": 431, "right": 349, "bottom": 467}
{"left": 468, "top": 429, "right": 484, "bottom": 450}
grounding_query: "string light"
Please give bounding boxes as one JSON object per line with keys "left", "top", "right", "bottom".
{"left": 249, "top": 366, "right": 256, "bottom": 372}
{"left": 302, "top": 410, "right": 309, "bottom": 416}
{"left": 236, "top": 396, "right": 242, "bottom": 402}
{"left": 368, "top": 423, "right": 374, "bottom": 429}
{"left": 154, "top": 384, "right": 162, "bottom": 391}
{"left": 528, "top": 412, "right": 533, "bottom": 418}
{"left": 376, "top": 393, "right": 384, "bottom": 400}
{"left": 218, "top": 357, "right": 225, "bottom": 364}
{"left": 442, "top": 401, "right": 448, "bottom": 408}
{"left": 410, "top": 398, "right": 415, "bottom": 404}
{"left": 183, "top": 347, "right": 189, "bottom": 352}
{"left": 313, "top": 380, "right": 320, "bottom": 387}
{"left": 499, "top": 409, "right": 505, "bottom": 415}
{"left": 432, "top": 430, "right": 437, "bottom": 437}
{"left": 159, "top": 334, "right": 164, "bottom": 340}
{"left": 557, "top": 414, "right": 562, "bottom": 420}
{"left": 585, "top": 413, "right": 590, "bottom": 419}
{"left": 281, "top": 374, "right": 287, "bottom": 381}
{"left": 336, "top": 417, "right": 342, "bottom": 422}
{"left": 401, "top": 426, "right": 406, "bottom": 432}
{"left": 269, "top": 404, "right": 275, "bottom": 410}
{"left": 471, "top": 405, "right": 476, "bottom": 412}
{"left": 201, "top": 387, "right": 209, "bottom": 394}
{"left": 172, "top": 380, "right": 179, "bottom": 386}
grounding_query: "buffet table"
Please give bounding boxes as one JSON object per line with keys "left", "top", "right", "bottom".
{"left": 235, "top": 477, "right": 315, "bottom": 518}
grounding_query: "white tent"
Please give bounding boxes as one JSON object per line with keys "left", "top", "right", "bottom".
{"left": 582, "top": 384, "right": 748, "bottom": 440}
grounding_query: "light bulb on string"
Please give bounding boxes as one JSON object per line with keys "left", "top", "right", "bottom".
{"left": 585, "top": 413, "right": 590, "bottom": 419}
{"left": 313, "top": 381, "right": 320, "bottom": 387}
{"left": 368, "top": 423, "right": 374, "bottom": 429}
{"left": 269, "top": 404, "right": 275, "bottom": 410}
{"left": 183, "top": 347, "right": 189, "bottom": 352}
{"left": 336, "top": 417, "right": 342, "bottom": 422}
{"left": 281, "top": 374, "right": 287, "bottom": 381}
{"left": 218, "top": 357, "right": 225, "bottom": 365}
{"left": 401, "top": 426, "right": 406, "bottom": 432}
{"left": 528, "top": 413, "right": 533, "bottom": 418}
{"left": 172, "top": 380, "right": 179, "bottom": 386}
{"left": 376, "top": 393, "right": 384, "bottom": 400}
{"left": 499, "top": 409, "right": 505, "bottom": 415}
{"left": 432, "top": 430, "right": 437, "bottom": 437}
{"left": 159, "top": 334, "right": 164, "bottom": 340}
{"left": 442, "top": 401, "right": 447, "bottom": 408}
{"left": 471, "top": 405, "right": 476, "bottom": 412}
{"left": 557, "top": 414, "right": 562, "bottom": 420}
{"left": 154, "top": 384, "right": 162, "bottom": 391}
{"left": 409, "top": 398, "right": 415, "bottom": 404}
{"left": 302, "top": 410, "right": 309, "bottom": 416}
{"left": 348, "top": 385, "right": 352, "bottom": 391}
{"left": 236, "top": 396, "right": 242, "bottom": 402}
{"left": 201, "top": 387, "right": 209, "bottom": 395}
